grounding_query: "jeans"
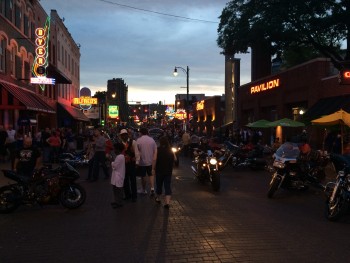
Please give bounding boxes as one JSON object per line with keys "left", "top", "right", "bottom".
{"left": 123, "top": 163, "right": 137, "bottom": 200}
{"left": 92, "top": 151, "right": 109, "bottom": 180}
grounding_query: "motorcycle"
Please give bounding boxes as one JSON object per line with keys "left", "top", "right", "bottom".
{"left": 267, "top": 142, "right": 326, "bottom": 198}
{"left": 324, "top": 154, "right": 350, "bottom": 221}
{"left": 227, "top": 142, "right": 267, "bottom": 170}
{"left": 191, "top": 149, "right": 221, "bottom": 191}
{"left": 59, "top": 150, "right": 88, "bottom": 167}
{"left": 0, "top": 162, "right": 86, "bottom": 213}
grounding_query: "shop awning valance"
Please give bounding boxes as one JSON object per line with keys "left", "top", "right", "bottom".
{"left": 58, "top": 103, "right": 90, "bottom": 122}
{"left": 0, "top": 81, "right": 55, "bottom": 114}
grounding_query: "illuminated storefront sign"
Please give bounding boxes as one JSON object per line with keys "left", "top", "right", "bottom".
{"left": 196, "top": 100, "right": 205, "bottom": 110}
{"left": 73, "top": 97, "right": 98, "bottom": 105}
{"left": 31, "top": 17, "right": 53, "bottom": 90}
{"left": 108, "top": 105, "right": 119, "bottom": 118}
{"left": 30, "top": 76, "right": 55, "bottom": 85}
{"left": 250, "top": 79, "right": 280, "bottom": 94}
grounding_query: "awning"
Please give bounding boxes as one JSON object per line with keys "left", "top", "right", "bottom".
{"left": 0, "top": 81, "right": 55, "bottom": 113}
{"left": 47, "top": 64, "right": 72, "bottom": 84}
{"left": 58, "top": 103, "right": 90, "bottom": 122}
{"left": 303, "top": 95, "right": 350, "bottom": 121}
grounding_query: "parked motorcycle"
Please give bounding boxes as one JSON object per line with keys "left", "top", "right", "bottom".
{"left": 267, "top": 142, "right": 326, "bottom": 198}
{"left": 191, "top": 149, "right": 220, "bottom": 191}
{"left": 59, "top": 150, "right": 88, "bottom": 167}
{"left": 324, "top": 154, "right": 350, "bottom": 221}
{"left": 0, "top": 162, "right": 86, "bottom": 213}
{"left": 226, "top": 142, "right": 267, "bottom": 170}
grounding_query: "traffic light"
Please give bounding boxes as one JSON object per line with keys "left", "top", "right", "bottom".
{"left": 101, "top": 120, "right": 105, "bottom": 126}
{"left": 338, "top": 69, "right": 350, "bottom": 85}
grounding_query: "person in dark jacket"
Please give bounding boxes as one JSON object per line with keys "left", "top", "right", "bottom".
{"left": 154, "top": 136, "right": 175, "bottom": 208}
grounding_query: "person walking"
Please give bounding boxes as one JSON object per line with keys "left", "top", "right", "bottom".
{"left": 85, "top": 135, "right": 95, "bottom": 181}
{"left": 91, "top": 127, "right": 109, "bottom": 181}
{"left": 110, "top": 142, "right": 125, "bottom": 208}
{"left": 154, "top": 136, "right": 175, "bottom": 209}
{"left": 0, "top": 125, "right": 8, "bottom": 163}
{"left": 181, "top": 130, "right": 191, "bottom": 157}
{"left": 136, "top": 127, "right": 157, "bottom": 196}
{"left": 46, "top": 131, "right": 61, "bottom": 163}
{"left": 6, "top": 125, "right": 16, "bottom": 169}
{"left": 120, "top": 129, "right": 139, "bottom": 202}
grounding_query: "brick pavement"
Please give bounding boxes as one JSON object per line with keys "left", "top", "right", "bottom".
{"left": 0, "top": 157, "right": 349, "bottom": 263}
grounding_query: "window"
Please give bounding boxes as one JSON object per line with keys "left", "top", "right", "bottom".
{"left": 14, "top": 4, "right": 21, "bottom": 29}
{"left": 5, "top": 0, "right": 13, "bottom": 22}
{"left": 57, "top": 41, "right": 60, "bottom": 61}
{"left": 0, "top": 38, "right": 6, "bottom": 72}
{"left": 0, "top": 0, "right": 5, "bottom": 14}
{"left": 24, "top": 15, "right": 29, "bottom": 36}
{"left": 10, "top": 45, "right": 16, "bottom": 76}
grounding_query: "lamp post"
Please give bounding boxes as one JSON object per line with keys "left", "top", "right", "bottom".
{"left": 173, "top": 66, "right": 189, "bottom": 126}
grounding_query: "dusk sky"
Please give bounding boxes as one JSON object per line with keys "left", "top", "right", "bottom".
{"left": 39, "top": 0, "right": 251, "bottom": 104}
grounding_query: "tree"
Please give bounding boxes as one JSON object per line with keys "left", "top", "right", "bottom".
{"left": 217, "top": 0, "right": 350, "bottom": 69}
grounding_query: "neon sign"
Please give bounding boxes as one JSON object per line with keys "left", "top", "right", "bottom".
{"left": 31, "top": 17, "right": 52, "bottom": 90}
{"left": 73, "top": 97, "right": 98, "bottom": 105}
{"left": 108, "top": 105, "right": 119, "bottom": 118}
{"left": 196, "top": 100, "right": 204, "bottom": 110}
{"left": 250, "top": 79, "right": 280, "bottom": 94}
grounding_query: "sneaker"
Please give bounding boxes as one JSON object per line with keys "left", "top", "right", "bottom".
{"left": 137, "top": 189, "right": 147, "bottom": 194}
{"left": 155, "top": 197, "right": 161, "bottom": 204}
{"left": 150, "top": 190, "right": 155, "bottom": 197}
{"left": 163, "top": 204, "right": 170, "bottom": 209}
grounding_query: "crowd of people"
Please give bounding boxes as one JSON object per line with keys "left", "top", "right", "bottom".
{"left": 1, "top": 122, "right": 348, "bottom": 211}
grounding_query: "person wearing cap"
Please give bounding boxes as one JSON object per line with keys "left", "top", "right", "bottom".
{"left": 119, "top": 129, "right": 139, "bottom": 202}
{"left": 136, "top": 127, "right": 157, "bottom": 196}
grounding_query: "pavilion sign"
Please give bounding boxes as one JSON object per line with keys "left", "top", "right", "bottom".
{"left": 250, "top": 78, "right": 280, "bottom": 94}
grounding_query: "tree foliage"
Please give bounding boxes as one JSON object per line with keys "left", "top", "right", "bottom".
{"left": 217, "top": 0, "right": 350, "bottom": 69}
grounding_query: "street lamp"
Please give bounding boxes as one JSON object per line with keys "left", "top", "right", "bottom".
{"left": 173, "top": 66, "right": 189, "bottom": 125}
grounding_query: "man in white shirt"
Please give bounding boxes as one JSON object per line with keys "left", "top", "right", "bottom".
{"left": 136, "top": 127, "right": 157, "bottom": 196}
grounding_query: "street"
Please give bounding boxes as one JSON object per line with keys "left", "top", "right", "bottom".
{"left": 0, "top": 157, "right": 349, "bottom": 263}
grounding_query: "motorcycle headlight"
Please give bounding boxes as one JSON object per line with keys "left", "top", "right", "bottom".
{"left": 209, "top": 158, "right": 217, "bottom": 165}
{"left": 172, "top": 147, "right": 177, "bottom": 153}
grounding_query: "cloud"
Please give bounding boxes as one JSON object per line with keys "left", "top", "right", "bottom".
{"left": 40, "top": 0, "right": 243, "bottom": 104}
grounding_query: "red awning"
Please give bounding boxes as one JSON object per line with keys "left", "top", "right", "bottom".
{"left": 58, "top": 103, "right": 90, "bottom": 122}
{"left": 0, "top": 81, "right": 55, "bottom": 113}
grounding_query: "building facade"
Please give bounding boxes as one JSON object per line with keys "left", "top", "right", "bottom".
{"left": 0, "top": 1, "right": 88, "bottom": 134}
{"left": 107, "top": 78, "right": 128, "bottom": 123}
{"left": 237, "top": 58, "right": 350, "bottom": 147}
{"left": 0, "top": 0, "right": 56, "bottom": 134}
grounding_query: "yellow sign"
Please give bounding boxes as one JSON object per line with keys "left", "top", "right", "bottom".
{"left": 196, "top": 100, "right": 204, "bottom": 110}
{"left": 72, "top": 97, "right": 98, "bottom": 105}
{"left": 250, "top": 79, "right": 280, "bottom": 94}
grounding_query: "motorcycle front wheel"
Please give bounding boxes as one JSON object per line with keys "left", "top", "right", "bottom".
{"left": 59, "top": 184, "right": 86, "bottom": 209}
{"left": 211, "top": 171, "right": 220, "bottom": 192}
{"left": 325, "top": 189, "right": 348, "bottom": 221}
{"left": 0, "top": 185, "right": 21, "bottom": 213}
{"left": 267, "top": 173, "right": 280, "bottom": 198}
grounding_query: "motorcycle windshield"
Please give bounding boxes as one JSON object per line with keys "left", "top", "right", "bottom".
{"left": 274, "top": 142, "right": 300, "bottom": 161}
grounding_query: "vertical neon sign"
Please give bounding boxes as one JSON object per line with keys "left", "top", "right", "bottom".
{"left": 32, "top": 17, "right": 51, "bottom": 91}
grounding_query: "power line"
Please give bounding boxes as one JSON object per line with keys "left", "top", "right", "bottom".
{"left": 98, "top": 0, "right": 219, "bottom": 24}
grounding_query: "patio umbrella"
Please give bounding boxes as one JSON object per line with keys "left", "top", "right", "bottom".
{"left": 311, "top": 109, "right": 350, "bottom": 154}
{"left": 267, "top": 118, "right": 305, "bottom": 127}
{"left": 246, "top": 119, "right": 272, "bottom": 128}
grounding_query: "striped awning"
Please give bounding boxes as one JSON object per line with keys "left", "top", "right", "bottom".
{"left": 0, "top": 81, "right": 55, "bottom": 113}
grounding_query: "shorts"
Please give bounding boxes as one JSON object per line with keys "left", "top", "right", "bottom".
{"left": 137, "top": 165, "right": 152, "bottom": 177}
